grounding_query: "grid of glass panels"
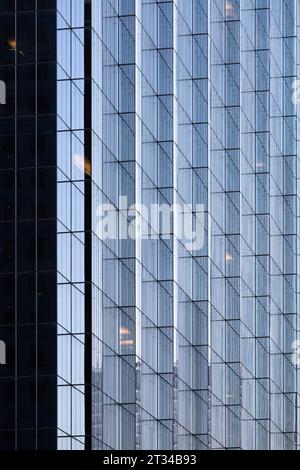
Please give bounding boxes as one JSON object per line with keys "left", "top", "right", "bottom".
{"left": 0, "top": 0, "right": 57, "bottom": 450}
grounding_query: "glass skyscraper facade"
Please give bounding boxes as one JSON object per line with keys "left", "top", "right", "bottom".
{"left": 1, "top": 0, "right": 300, "bottom": 451}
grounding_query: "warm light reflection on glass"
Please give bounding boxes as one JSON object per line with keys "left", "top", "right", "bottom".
{"left": 120, "top": 326, "right": 134, "bottom": 348}
{"left": 225, "top": 253, "right": 234, "bottom": 262}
